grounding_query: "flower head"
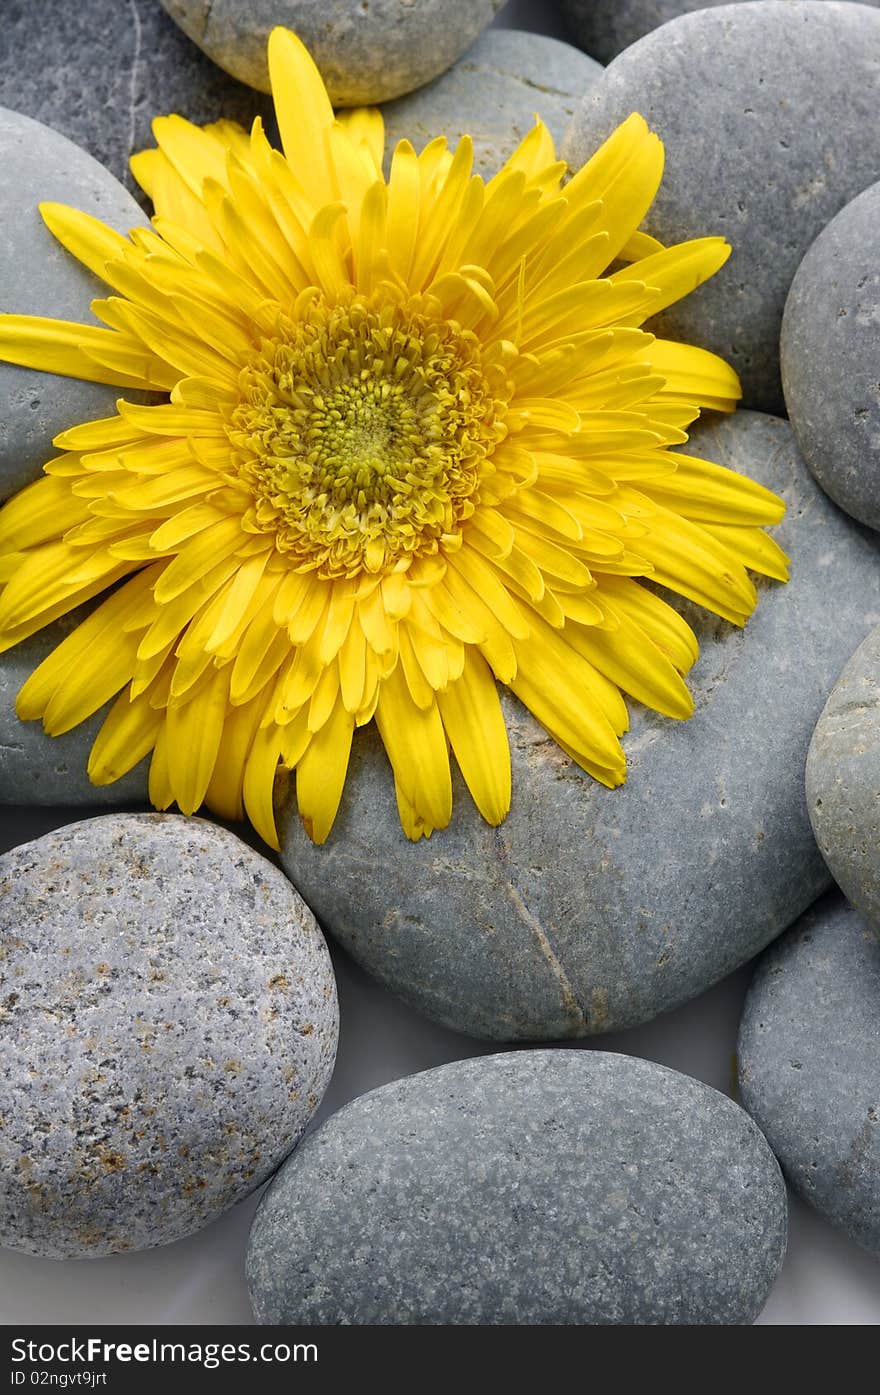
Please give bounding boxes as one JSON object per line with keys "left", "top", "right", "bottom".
{"left": 0, "top": 29, "right": 787, "bottom": 848}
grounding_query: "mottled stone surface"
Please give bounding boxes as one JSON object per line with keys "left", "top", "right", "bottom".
{"left": 248, "top": 1050, "right": 787, "bottom": 1324}
{"left": 381, "top": 29, "right": 602, "bottom": 178}
{"left": 739, "top": 893, "right": 880, "bottom": 1258}
{"left": 159, "top": 0, "right": 504, "bottom": 104}
{"left": 563, "top": 2, "right": 880, "bottom": 414}
{"left": 782, "top": 181, "right": 880, "bottom": 530}
{"left": 806, "top": 625, "right": 880, "bottom": 923}
{"left": 0, "top": 109, "right": 151, "bottom": 503}
{"left": 0, "top": 814, "right": 338, "bottom": 1258}
{"left": 559, "top": 0, "right": 880, "bottom": 64}
{"left": 279, "top": 412, "right": 880, "bottom": 1040}
{"left": 0, "top": 609, "right": 150, "bottom": 806}
{"left": 0, "top": 0, "right": 274, "bottom": 208}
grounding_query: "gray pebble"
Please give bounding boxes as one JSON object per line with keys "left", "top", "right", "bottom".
{"left": 562, "top": 2, "right": 880, "bottom": 414}
{"left": 806, "top": 623, "right": 880, "bottom": 923}
{"left": 247, "top": 1049, "right": 787, "bottom": 1324}
{"left": 0, "top": 608, "right": 149, "bottom": 806}
{"left": 159, "top": 0, "right": 505, "bottom": 105}
{"left": 0, "top": 109, "right": 152, "bottom": 503}
{"left": 781, "top": 181, "right": 880, "bottom": 530}
{"left": 0, "top": 814, "right": 338, "bottom": 1258}
{"left": 279, "top": 412, "right": 880, "bottom": 1041}
{"left": 739, "top": 893, "right": 880, "bottom": 1259}
{"left": 381, "top": 29, "right": 602, "bottom": 179}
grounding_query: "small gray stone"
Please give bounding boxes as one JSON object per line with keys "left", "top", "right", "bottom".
{"left": 380, "top": 29, "right": 602, "bottom": 179}
{"left": 0, "top": 609, "right": 149, "bottom": 806}
{"left": 562, "top": 2, "right": 880, "bottom": 414}
{"left": 159, "top": 0, "right": 505, "bottom": 105}
{"left": 806, "top": 624, "right": 880, "bottom": 923}
{"left": 739, "top": 893, "right": 880, "bottom": 1259}
{"left": 247, "top": 1049, "right": 787, "bottom": 1324}
{"left": 0, "top": 0, "right": 274, "bottom": 208}
{"left": 0, "top": 109, "right": 152, "bottom": 503}
{"left": 279, "top": 412, "right": 880, "bottom": 1041}
{"left": 0, "top": 814, "right": 338, "bottom": 1258}
{"left": 559, "top": 0, "right": 880, "bottom": 65}
{"left": 781, "top": 182, "right": 880, "bottom": 531}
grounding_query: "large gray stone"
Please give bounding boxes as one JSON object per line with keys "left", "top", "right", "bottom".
{"left": 279, "top": 412, "right": 880, "bottom": 1041}
{"left": 381, "top": 29, "right": 602, "bottom": 179}
{"left": 0, "top": 109, "right": 152, "bottom": 502}
{"left": 247, "top": 1049, "right": 787, "bottom": 1325}
{"left": 0, "top": 814, "right": 338, "bottom": 1258}
{"left": 559, "top": 0, "right": 880, "bottom": 65}
{"left": 782, "top": 181, "right": 880, "bottom": 531}
{"left": 159, "top": 0, "right": 505, "bottom": 105}
{"left": 739, "top": 894, "right": 880, "bottom": 1259}
{"left": 0, "top": 0, "right": 273, "bottom": 207}
{"left": 806, "top": 624, "right": 880, "bottom": 923}
{"left": 0, "top": 608, "right": 149, "bottom": 806}
{"left": 562, "top": 2, "right": 880, "bottom": 414}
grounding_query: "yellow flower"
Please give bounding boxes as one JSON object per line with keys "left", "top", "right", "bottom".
{"left": 0, "top": 29, "right": 787, "bottom": 849}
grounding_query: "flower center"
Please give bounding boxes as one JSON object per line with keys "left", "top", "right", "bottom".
{"left": 228, "top": 293, "right": 507, "bottom": 578}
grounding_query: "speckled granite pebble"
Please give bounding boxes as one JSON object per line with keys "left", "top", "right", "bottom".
{"left": 0, "top": 109, "right": 151, "bottom": 503}
{"left": 0, "top": 814, "right": 338, "bottom": 1258}
{"left": 279, "top": 412, "right": 880, "bottom": 1040}
{"left": 563, "top": 2, "right": 880, "bottom": 414}
{"left": 739, "top": 894, "right": 880, "bottom": 1259}
{"left": 247, "top": 1050, "right": 787, "bottom": 1324}
{"left": 782, "top": 182, "right": 880, "bottom": 530}
{"left": 806, "top": 624, "right": 880, "bottom": 922}
{"left": 381, "top": 29, "right": 602, "bottom": 178}
{"left": 159, "top": 0, "right": 505, "bottom": 105}
{"left": 0, "top": 609, "right": 150, "bottom": 806}
{"left": 0, "top": 0, "right": 274, "bottom": 208}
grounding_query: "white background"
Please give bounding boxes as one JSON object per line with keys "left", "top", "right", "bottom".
{"left": 2, "top": 0, "right": 880, "bottom": 1328}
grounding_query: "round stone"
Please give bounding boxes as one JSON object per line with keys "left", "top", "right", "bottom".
{"left": 0, "top": 814, "right": 338, "bottom": 1258}
{"left": 781, "top": 181, "right": 880, "bottom": 530}
{"left": 247, "top": 1049, "right": 787, "bottom": 1325}
{"left": 158, "top": 0, "right": 505, "bottom": 105}
{"left": 381, "top": 28, "right": 603, "bottom": 179}
{"left": 806, "top": 624, "right": 880, "bottom": 923}
{"left": 0, "top": 108, "right": 152, "bottom": 503}
{"left": 279, "top": 411, "right": 880, "bottom": 1040}
{"left": 739, "top": 893, "right": 880, "bottom": 1259}
{"left": 562, "top": 2, "right": 880, "bottom": 414}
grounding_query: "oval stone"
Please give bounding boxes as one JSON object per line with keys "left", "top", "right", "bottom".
{"left": 0, "top": 108, "right": 151, "bottom": 503}
{"left": 739, "top": 893, "right": 880, "bottom": 1259}
{"left": 158, "top": 0, "right": 505, "bottom": 105}
{"left": 782, "top": 181, "right": 880, "bottom": 530}
{"left": 562, "top": 2, "right": 880, "bottom": 414}
{"left": 381, "top": 29, "right": 602, "bottom": 179}
{"left": 279, "top": 412, "right": 880, "bottom": 1040}
{"left": 247, "top": 1050, "right": 787, "bottom": 1325}
{"left": 0, "top": 814, "right": 338, "bottom": 1257}
{"left": 806, "top": 624, "right": 880, "bottom": 922}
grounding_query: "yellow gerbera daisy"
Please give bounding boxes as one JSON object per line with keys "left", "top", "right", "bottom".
{"left": 0, "top": 28, "right": 787, "bottom": 849}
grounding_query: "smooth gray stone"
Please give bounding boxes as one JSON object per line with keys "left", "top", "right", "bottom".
{"left": 0, "top": 0, "right": 274, "bottom": 208}
{"left": 0, "top": 608, "right": 150, "bottom": 806}
{"left": 0, "top": 814, "right": 338, "bottom": 1258}
{"left": 381, "top": 29, "right": 602, "bottom": 178}
{"left": 559, "top": 0, "right": 880, "bottom": 64}
{"left": 0, "top": 109, "right": 152, "bottom": 503}
{"left": 739, "top": 893, "right": 880, "bottom": 1259}
{"left": 159, "top": 0, "right": 505, "bottom": 105}
{"left": 279, "top": 412, "right": 880, "bottom": 1041}
{"left": 562, "top": 2, "right": 880, "bottom": 414}
{"left": 247, "top": 1050, "right": 787, "bottom": 1325}
{"left": 806, "top": 624, "right": 880, "bottom": 923}
{"left": 782, "top": 181, "right": 880, "bottom": 531}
